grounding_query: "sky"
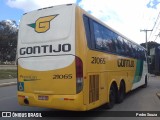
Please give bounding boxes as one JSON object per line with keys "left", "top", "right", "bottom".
{"left": 0, "top": 0, "right": 160, "bottom": 44}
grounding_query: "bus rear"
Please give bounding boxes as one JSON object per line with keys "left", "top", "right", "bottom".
{"left": 17, "top": 4, "right": 85, "bottom": 111}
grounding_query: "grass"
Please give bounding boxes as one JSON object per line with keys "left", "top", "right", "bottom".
{"left": 0, "top": 70, "right": 17, "bottom": 80}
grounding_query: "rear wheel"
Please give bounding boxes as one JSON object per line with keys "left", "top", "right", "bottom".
{"left": 106, "top": 84, "right": 116, "bottom": 109}
{"left": 116, "top": 81, "right": 125, "bottom": 103}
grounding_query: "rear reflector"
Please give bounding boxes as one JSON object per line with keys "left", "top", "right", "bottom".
{"left": 18, "top": 95, "right": 25, "bottom": 98}
{"left": 64, "top": 98, "right": 75, "bottom": 101}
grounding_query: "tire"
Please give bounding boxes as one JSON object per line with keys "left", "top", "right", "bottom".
{"left": 116, "top": 81, "right": 125, "bottom": 103}
{"left": 106, "top": 84, "right": 116, "bottom": 109}
{"left": 142, "top": 75, "right": 148, "bottom": 88}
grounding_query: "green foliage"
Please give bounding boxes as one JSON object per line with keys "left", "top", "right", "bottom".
{"left": 0, "top": 20, "right": 18, "bottom": 64}
{"left": 0, "top": 70, "right": 17, "bottom": 80}
{"left": 140, "top": 41, "right": 160, "bottom": 55}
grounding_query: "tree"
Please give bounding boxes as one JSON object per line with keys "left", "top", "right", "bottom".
{"left": 140, "top": 41, "right": 160, "bottom": 55}
{"left": 0, "top": 20, "right": 18, "bottom": 64}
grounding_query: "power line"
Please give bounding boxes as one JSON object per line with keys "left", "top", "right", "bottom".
{"left": 154, "top": 32, "right": 160, "bottom": 42}
{"left": 148, "top": 12, "right": 160, "bottom": 41}
{"left": 152, "top": 12, "right": 160, "bottom": 30}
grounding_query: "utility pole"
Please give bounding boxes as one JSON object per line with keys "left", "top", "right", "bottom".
{"left": 140, "top": 29, "right": 153, "bottom": 55}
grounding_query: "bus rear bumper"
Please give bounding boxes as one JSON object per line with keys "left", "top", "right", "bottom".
{"left": 17, "top": 92, "right": 86, "bottom": 111}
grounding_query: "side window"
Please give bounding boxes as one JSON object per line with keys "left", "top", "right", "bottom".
{"left": 132, "top": 44, "right": 137, "bottom": 58}
{"left": 113, "top": 34, "right": 121, "bottom": 54}
{"left": 139, "top": 48, "right": 142, "bottom": 59}
{"left": 93, "top": 22, "right": 103, "bottom": 50}
{"left": 127, "top": 41, "right": 134, "bottom": 58}
{"left": 93, "top": 21, "right": 116, "bottom": 52}
{"left": 137, "top": 47, "right": 141, "bottom": 59}
{"left": 110, "top": 31, "right": 116, "bottom": 53}
{"left": 83, "top": 15, "right": 92, "bottom": 49}
{"left": 140, "top": 48, "right": 145, "bottom": 60}
{"left": 120, "top": 38, "right": 127, "bottom": 56}
{"left": 135, "top": 46, "right": 139, "bottom": 59}
{"left": 102, "top": 27, "right": 115, "bottom": 52}
{"left": 85, "top": 16, "right": 143, "bottom": 60}
{"left": 123, "top": 39, "right": 130, "bottom": 56}
{"left": 117, "top": 36, "right": 125, "bottom": 55}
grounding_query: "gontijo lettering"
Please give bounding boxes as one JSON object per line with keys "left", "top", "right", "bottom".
{"left": 20, "top": 44, "right": 71, "bottom": 55}
{"left": 117, "top": 59, "right": 134, "bottom": 67}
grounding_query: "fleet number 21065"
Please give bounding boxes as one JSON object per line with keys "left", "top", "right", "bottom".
{"left": 53, "top": 74, "right": 72, "bottom": 79}
{"left": 91, "top": 57, "right": 106, "bottom": 64}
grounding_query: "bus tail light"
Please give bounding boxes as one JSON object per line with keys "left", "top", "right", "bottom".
{"left": 76, "top": 56, "right": 83, "bottom": 94}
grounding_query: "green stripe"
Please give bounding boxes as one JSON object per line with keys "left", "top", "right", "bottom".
{"left": 133, "top": 60, "right": 143, "bottom": 83}
{"left": 28, "top": 23, "right": 36, "bottom": 28}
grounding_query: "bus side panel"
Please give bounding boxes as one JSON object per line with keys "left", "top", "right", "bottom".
{"left": 78, "top": 9, "right": 139, "bottom": 106}
{"left": 76, "top": 6, "right": 147, "bottom": 110}
{"left": 131, "top": 60, "right": 148, "bottom": 90}
{"left": 83, "top": 49, "right": 129, "bottom": 109}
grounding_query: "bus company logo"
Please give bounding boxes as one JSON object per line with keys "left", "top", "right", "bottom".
{"left": 28, "top": 15, "right": 58, "bottom": 33}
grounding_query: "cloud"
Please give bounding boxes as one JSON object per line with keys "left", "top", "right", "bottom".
{"left": 6, "top": 0, "right": 160, "bottom": 43}
{"left": 6, "top": 0, "right": 76, "bottom": 12}
{"left": 78, "top": 0, "right": 160, "bottom": 44}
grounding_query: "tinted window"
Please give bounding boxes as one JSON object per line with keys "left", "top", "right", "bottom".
{"left": 93, "top": 21, "right": 117, "bottom": 53}
{"left": 102, "top": 27, "right": 115, "bottom": 52}
{"left": 139, "top": 48, "right": 145, "bottom": 60}
{"left": 116, "top": 36, "right": 124, "bottom": 54}
{"left": 93, "top": 22, "right": 104, "bottom": 50}
{"left": 84, "top": 15, "right": 145, "bottom": 60}
{"left": 123, "top": 39, "right": 130, "bottom": 56}
{"left": 114, "top": 37, "right": 120, "bottom": 54}
{"left": 128, "top": 42, "right": 135, "bottom": 58}
{"left": 132, "top": 44, "right": 137, "bottom": 58}
{"left": 83, "top": 15, "right": 92, "bottom": 49}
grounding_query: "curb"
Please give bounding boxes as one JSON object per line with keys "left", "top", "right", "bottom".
{"left": 0, "top": 82, "right": 17, "bottom": 87}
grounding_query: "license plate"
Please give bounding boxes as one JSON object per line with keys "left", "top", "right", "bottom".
{"left": 38, "top": 96, "right": 49, "bottom": 100}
